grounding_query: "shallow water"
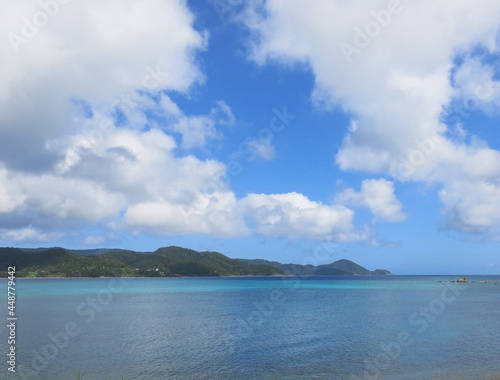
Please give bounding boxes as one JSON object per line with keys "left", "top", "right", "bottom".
{"left": 1, "top": 276, "right": 500, "bottom": 379}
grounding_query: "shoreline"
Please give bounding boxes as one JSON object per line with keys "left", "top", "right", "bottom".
{"left": 2, "top": 274, "right": 500, "bottom": 280}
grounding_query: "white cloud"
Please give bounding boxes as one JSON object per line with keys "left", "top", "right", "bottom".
{"left": 439, "top": 180, "right": 500, "bottom": 235}
{"left": 0, "top": 167, "right": 26, "bottom": 213}
{"left": 0, "top": 122, "right": 374, "bottom": 242}
{"left": 56, "top": 126, "right": 233, "bottom": 216}
{"left": 156, "top": 96, "right": 235, "bottom": 150}
{"left": 0, "top": 226, "right": 63, "bottom": 242}
{"left": 0, "top": 0, "right": 207, "bottom": 170}
{"left": 0, "top": 167, "right": 125, "bottom": 222}
{"left": 125, "top": 191, "right": 248, "bottom": 237}
{"left": 211, "top": 100, "right": 236, "bottom": 126}
{"left": 0, "top": 0, "right": 250, "bottom": 241}
{"left": 245, "top": 138, "right": 276, "bottom": 160}
{"left": 83, "top": 235, "right": 107, "bottom": 246}
{"left": 240, "top": 192, "right": 364, "bottom": 241}
{"left": 228, "top": 134, "right": 277, "bottom": 162}
{"left": 169, "top": 115, "right": 219, "bottom": 150}
{"left": 450, "top": 54, "right": 500, "bottom": 115}
{"left": 241, "top": 0, "right": 500, "bottom": 238}
{"left": 336, "top": 179, "right": 406, "bottom": 222}
{"left": 167, "top": 95, "right": 235, "bottom": 149}
{"left": 0, "top": 120, "right": 245, "bottom": 236}
{"left": 0, "top": 0, "right": 451, "bottom": 245}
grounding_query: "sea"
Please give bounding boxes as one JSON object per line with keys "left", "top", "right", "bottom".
{"left": 1, "top": 275, "right": 500, "bottom": 380}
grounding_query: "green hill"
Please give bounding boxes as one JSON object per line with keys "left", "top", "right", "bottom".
{"left": 0, "top": 247, "right": 284, "bottom": 278}
{"left": 239, "top": 258, "right": 392, "bottom": 276}
{"left": 0, "top": 247, "right": 130, "bottom": 277}
{"left": 0, "top": 246, "right": 392, "bottom": 278}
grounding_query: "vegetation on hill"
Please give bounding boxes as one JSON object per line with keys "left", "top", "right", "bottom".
{"left": 0, "top": 246, "right": 392, "bottom": 278}
{"left": 0, "top": 247, "right": 284, "bottom": 278}
{"left": 238, "top": 258, "right": 392, "bottom": 276}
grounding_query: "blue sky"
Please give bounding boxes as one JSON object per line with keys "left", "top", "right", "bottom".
{"left": 1, "top": 0, "right": 500, "bottom": 274}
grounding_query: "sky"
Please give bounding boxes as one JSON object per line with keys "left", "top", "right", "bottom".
{"left": 1, "top": 0, "right": 500, "bottom": 274}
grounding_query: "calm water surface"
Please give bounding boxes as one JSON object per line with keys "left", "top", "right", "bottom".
{"left": 1, "top": 276, "right": 500, "bottom": 380}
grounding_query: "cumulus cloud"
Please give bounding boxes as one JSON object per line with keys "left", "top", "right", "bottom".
{"left": 229, "top": 135, "right": 277, "bottom": 162}
{"left": 240, "top": 0, "right": 500, "bottom": 238}
{"left": 162, "top": 98, "right": 235, "bottom": 149}
{"left": 0, "top": 167, "right": 26, "bottom": 213}
{"left": 56, "top": 126, "right": 238, "bottom": 222}
{"left": 0, "top": 0, "right": 426, "bottom": 245}
{"left": 0, "top": 226, "right": 63, "bottom": 242}
{"left": 245, "top": 138, "right": 276, "bottom": 160}
{"left": 336, "top": 179, "right": 406, "bottom": 222}
{"left": 0, "top": 0, "right": 206, "bottom": 170}
{"left": 0, "top": 124, "right": 248, "bottom": 237}
{"left": 439, "top": 180, "right": 500, "bottom": 235}
{"left": 240, "top": 192, "right": 364, "bottom": 241}
{"left": 449, "top": 53, "right": 500, "bottom": 116}
{"left": 125, "top": 191, "right": 248, "bottom": 237}
{"left": 0, "top": 0, "right": 247, "bottom": 242}
{"left": 84, "top": 235, "right": 110, "bottom": 246}
{"left": 0, "top": 115, "right": 373, "bottom": 242}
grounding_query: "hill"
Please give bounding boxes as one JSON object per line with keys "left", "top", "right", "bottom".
{"left": 0, "top": 246, "right": 393, "bottom": 278}
{"left": 0, "top": 246, "right": 284, "bottom": 278}
{"left": 238, "top": 258, "right": 392, "bottom": 276}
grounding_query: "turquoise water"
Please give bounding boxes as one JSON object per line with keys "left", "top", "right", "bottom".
{"left": 1, "top": 276, "right": 500, "bottom": 379}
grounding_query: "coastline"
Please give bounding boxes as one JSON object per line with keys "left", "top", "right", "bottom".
{"left": 3, "top": 274, "right": 500, "bottom": 280}
{"left": 3, "top": 274, "right": 292, "bottom": 279}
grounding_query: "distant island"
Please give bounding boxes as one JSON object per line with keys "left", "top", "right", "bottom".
{"left": 0, "top": 246, "right": 393, "bottom": 278}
